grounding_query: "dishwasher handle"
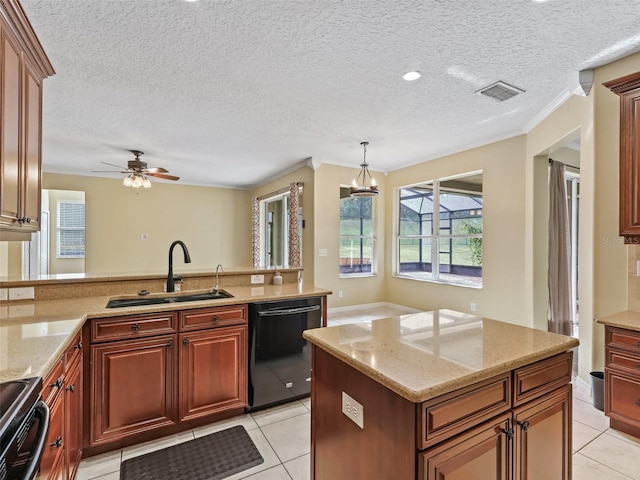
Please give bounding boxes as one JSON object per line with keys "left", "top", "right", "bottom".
{"left": 21, "top": 401, "right": 50, "bottom": 480}
{"left": 257, "top": 305, "right": 321, "bottom": 317}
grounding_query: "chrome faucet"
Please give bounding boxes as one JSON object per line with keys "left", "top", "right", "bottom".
{"left": 167, "top": 241, "right": 191, "bottom": 293}
{"left": 214, "top": 264, "right": 224, "bottom": 292}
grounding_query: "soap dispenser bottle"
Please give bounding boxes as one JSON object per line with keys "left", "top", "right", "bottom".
{"left": 273, "top": 271, "right": 283, "bottom": 285}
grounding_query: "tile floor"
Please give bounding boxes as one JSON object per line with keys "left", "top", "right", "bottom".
{"left": 75, "top": 303, "right": 640, "bottom": 480}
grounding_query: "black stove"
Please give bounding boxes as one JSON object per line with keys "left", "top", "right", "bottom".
{"left": 0, "top": 377, "right": 49, "bottom": 480}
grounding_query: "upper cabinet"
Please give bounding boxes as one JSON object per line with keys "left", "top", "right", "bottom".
{"left": 0, "top": 0, "right": 54, "bottom": 236}
{"left": 604, "top": 71, "right": 640, "bottom": 244}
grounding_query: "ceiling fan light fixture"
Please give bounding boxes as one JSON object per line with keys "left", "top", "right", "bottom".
{"left": 123, "top": 176, "right": 133, "bottom": 187}
{"left": 350, "top": 141, "right": 379, "bottom": 197}
{"left": 142, "top": 178, "right": 152, "bottom": 189}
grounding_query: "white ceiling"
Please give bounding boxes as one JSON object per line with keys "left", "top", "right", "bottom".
{"left": 21, "top": 0, "right": 640, "bottom": 189}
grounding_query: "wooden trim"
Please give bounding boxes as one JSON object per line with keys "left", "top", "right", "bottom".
{"left": 0, "top": 0, "right": 54, "bottom": 78}
{"left": 603, "top": 71, "right": 640, "bottom": 95}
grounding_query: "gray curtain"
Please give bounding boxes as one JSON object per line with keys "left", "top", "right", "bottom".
{"left": 548, "top": 160, "right": 572, "bottom": 336}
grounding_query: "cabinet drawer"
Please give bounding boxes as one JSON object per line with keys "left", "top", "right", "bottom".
{"left": 38, "top": 391, "right": 64, "bottom": 480}
{"left": 607, "top": 326, "right": 640, "bottom": 354}
{"left": 91, "top": 312, "right": 177, "bottom": 342}
{"left": 418, "top": 373, "right": 511, "bottom": 450}
{"left": 42, "top": 357, "right": 64, "bottom": 406}
{"left": 179, "top": 305, "right": 247, "bottom": 332}
{"left": 513, "top": 352, "right": 572, "bottom": 407}
{"left": 605, "top": 369, "right": 640, "bottom": 427}
{"left": 65, "top": 330, "right": 83, "bottom": 366}
{"left": 607, "top": 349, "right": 640, "bottom": 373}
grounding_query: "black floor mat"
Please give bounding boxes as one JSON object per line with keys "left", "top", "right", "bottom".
{"left": 119, "top": 425, "right": 264, "bottom": 480}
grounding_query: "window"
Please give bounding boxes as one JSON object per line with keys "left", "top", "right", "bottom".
{"left": 340, "top": 187, "right": 374, "bottom": 276}
{"left": 57, "top": 201, "right": 85, "bottom": 258}
{"left": 397, "top": 172, "right": 483, "bottom": 287}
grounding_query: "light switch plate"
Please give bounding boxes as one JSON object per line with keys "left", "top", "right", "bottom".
{"left": 0, "top": 288, "right": 7, "bottom": 301}
{"left": 251, "top": 275, "right": 264, "bottom": 284}
{"left": 8, "top": 287, "right": 35, "bottom": 301}
{"left": 342, "top": 391, "right": 364, "bottom": 429}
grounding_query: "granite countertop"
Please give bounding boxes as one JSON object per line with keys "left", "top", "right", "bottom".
{"left": 303, "top": 309, "right": 579, "bottom": 403}
{"left": 597, "top": 310, "right": 640, "bottom": 332}
{"left": 0, "top": 283, "right": 330, "bottom": 383}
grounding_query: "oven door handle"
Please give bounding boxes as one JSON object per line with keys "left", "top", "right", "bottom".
{"left": 21, "top": 401, "right": 50, "bottom": 480}
{"left": 257, "top": 305, "right": 320, "bottom": 316}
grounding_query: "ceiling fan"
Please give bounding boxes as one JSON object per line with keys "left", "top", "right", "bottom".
{"left": 93, "top": 150, "right": 179, "bottom": 188}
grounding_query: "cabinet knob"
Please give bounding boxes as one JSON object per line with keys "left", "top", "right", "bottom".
{"left": 517, "top": 420, "right": 529, "bottom": 432}
{"left": 501, "top": 428, "right": 514, "bottom": 440}
{"left": 50, "top": 377, "right": 63, "bottom": 389}
{"left": 132, "top": 323, "right": 140, "bottom": 332}
{"left": 183, "top": 338, "right": 190, "bottom": 346}
{"left": 636, "top": 399, "right": 640, "bottom": 406}
{"left": 212, "top": 315, "right": 220, "bottom": 322}
{"left": 74, "top": 342, "right": 83, "bottom": 350}
{"left": 66, "top": 384, "right": 75, "bottom": 393}
{"left": 49, "top": 436, "right": 63, "bottom": 448}
{"left": 166, "top": 340, "right": 174, "bottom": 348}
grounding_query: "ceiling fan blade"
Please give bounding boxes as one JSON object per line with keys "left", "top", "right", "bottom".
{"left": 148, "top": 173, "right": 180, "bottom": 181}
{"left": 90, "top": 170, "right": 128, "bottom": 173}
{"left": 100, "top": 161, "right": 127, "bottom": 169}
{"left": 145, "top": 167, "right": 169, "bottom": 174}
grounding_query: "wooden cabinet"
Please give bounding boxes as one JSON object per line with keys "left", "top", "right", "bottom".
{"left": 179, "top": 325, "right": 247, "bottom": 422}
{"left": 38, "top": 331, "right": 83, "bottom": 480}
{"left": 87, "top": 305, "right": 248, "bottom": 452}
{"left": 310, "top": 347, "right": 573, "bottom": 480}
{"left": 604, "top": 71, "right": 640, "bottom": 243}
{"left": 90, "top": 334, "right": 178, "bottom": 446}
{"left": 0, "top": 0, "right": 54, "bottom": 234}
{"left": 604, "top": 325, "right": 640, "bottom": 437}
{"left": 513, "top": 384, "right": 572, "bottom": 480}
{"left": 420, "top": 413, "right": 512, "bottom": 480}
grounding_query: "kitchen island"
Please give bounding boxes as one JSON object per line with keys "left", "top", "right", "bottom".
{"left": 303, "top": 309, "right": 579, "bottom": 480}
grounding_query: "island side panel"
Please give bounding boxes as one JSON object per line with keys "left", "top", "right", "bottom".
{"left": 310, "top": 346, "right": 416, "bottom": 480}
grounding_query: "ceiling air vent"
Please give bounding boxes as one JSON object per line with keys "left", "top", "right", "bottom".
{"left": 476, "top": 81, "right": 525, "bottom": 102}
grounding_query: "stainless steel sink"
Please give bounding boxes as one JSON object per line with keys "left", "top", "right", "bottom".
{"left": 106, "top": 290, "right": 233, "bottom": 308}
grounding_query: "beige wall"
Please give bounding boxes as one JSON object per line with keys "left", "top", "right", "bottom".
{"left": 594, "top": 53, "right": 640, "bottom": 368}
{"left": 251, "top": 165, "right": 316, "bottom": 284}
{"left": 384, "top": 136, "right": 528, "bottom": 323}
{"left": 42, "top": 173, "right": 252, "bottom": 274}
{"left": 313, "top": 163, "right": 386, "bottom": 308}
{"left": 525, "top": 93, "right": 594, "bottom": 383}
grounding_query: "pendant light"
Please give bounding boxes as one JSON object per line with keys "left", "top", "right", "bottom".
{"left": 350, "top": 141, "right": 379, "bottom": 197}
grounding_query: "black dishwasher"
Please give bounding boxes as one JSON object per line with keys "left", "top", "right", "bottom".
{"left": 247, "top": 297, "right": 322, "bottom": 412}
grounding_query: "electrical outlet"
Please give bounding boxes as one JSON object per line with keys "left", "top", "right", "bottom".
{"left": 470, "top": 302, "right": 477, "bottom": 312}
{"left": 0, "top": 288, "right": 7, "bottom": 301}
{"left": 8, "top": 287, "right": 34, "bottom": 301}
{"left": 339, "top": 290, "right": 343, "bottom": 298}
{"left": 342, "top": 392, "right": 364, "bottom": 428}
{"left": 319, "top": 249, "right": 327, "bottom": 257}
{"left": 251, "top": 274, "right": 264, "bottom": 284}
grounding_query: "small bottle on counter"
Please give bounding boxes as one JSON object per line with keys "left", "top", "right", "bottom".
{"left": 273, "top": 271, "right": 283, "bottom": 285}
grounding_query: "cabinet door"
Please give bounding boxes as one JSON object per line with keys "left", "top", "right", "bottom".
{"left": 513, "top": 385, "right": 571, "bottom": 480}
{"left": 21, "top": 62, "right": 42, "bottom": 230}
{"left": 0, "top": 29, "right": 22, "bottom": 227}
{"left": 39, "top": 392, "right": 65, "bottom": 480}
{"left": 419, "top": 413, "right": 511, "bottom": 480}
{"left": 179, "top": 325, "right": 247, "bottom": 422}
{"left": 90, "top": 335, "right": 177, "bottom": 446}
{"left": 65, "top": 356, "right": 82, "bottom": 480}
{"left": 604, "top": 71, "right": 640, "bottom": 241}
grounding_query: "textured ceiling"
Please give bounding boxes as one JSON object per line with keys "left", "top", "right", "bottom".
{"left": 20, "top": 0, "right": 640, "bottom": 189}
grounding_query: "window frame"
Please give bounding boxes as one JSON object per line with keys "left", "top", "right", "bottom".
{"left": 339, "top": 186, "right": 376, "bottom": 278}
{"left": 56, "top": 200, "right": 86, "bottom": 259}
{"left": 395, "top": 172, "right": 483, "bottom": 288}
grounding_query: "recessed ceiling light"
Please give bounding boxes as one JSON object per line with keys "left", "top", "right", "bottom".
{"left": 402, "top": 71, "right": 422, "bottom": 81}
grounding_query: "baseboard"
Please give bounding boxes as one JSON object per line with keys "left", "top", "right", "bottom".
{"left": 574, "top": 374, "right": 591, "bottom": 395}
{"left": 327, "top": 302, "right": 419, "bottom": 315}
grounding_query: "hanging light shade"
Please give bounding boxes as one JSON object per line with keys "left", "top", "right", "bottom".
{"left": 350, "top": 141, "right": 379, "bottom": 197}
